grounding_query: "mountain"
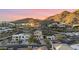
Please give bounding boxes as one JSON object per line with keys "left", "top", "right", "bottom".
{"left": 13, "top": 10, "right": 79, "bottom": 26}
{"left": 12, "top": 18, "right": 42, "bottom": 28}
{"left": 64, "top": 10, "right": 79, "bottom": 24}
{"left": 46, "top": 11, "right": 70, "bottom": 22}
{"left": 46, "top": 10, "right": 79, "bottom": 25}
{"left": 13, "top": 18, "right": 41, "bottom": 23}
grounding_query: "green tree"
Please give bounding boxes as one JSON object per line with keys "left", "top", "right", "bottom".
{"left": 28, "top": 35, "right": 38, "bottom": 44}
{"left": 44, "top": 36, "right": 52, "bottom": 50}
{"left": 55, "top": 34, "right": 67, "bottom": 41}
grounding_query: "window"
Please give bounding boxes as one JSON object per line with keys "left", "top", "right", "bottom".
{"left": 16, "top": 39, "right": 18, "bottom": 41}
{"left": 22, "top": 36, "right": 24, "bottom": 38}
{"left": 16, "top": 36, "right": 18, "bottom": 38}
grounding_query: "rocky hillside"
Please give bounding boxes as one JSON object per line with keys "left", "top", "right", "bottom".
{"left": 13, "top": 10, "right": 79, "bottom": 26}
{"left": 12, "top": 18, "right": 42, "bottom": 28}
{"left": 46, "top": 10, "right": 79, "bottom": 25}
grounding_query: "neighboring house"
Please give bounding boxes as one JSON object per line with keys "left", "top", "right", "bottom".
{"left": 46, "top": 35, "right": 56, "bottom": 45}
{"left": 34, "top": 30, "right": 46, "bottom": 45}
{"left": 57, "top": 23, "right": 66, "bottom": 28}
{"left": 64, "top": 33, "right": 75, "bottom": 36}
{"left": 72, "top": 32, "right": 79, "bottom": 36}
{"left": 63, "top": 32, "right": 79, "bottom": 36}
{"left": 46, "top": 35, "right": 56, "bottom": 41}
{"left": 11, "top": 33, "right": 31, "bottom": 45}
{"left": 34, "top": 30, "right": 43, "bottom": 40}
{"left": 0, "top": 27, "right": 13, "bottom": 33}
{"left": 66, "top": 25, "right": 72, "bottom": 31}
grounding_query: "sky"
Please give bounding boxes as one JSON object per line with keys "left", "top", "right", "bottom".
{"left": 0, "top": 9, "right": 75, "bottom": 22}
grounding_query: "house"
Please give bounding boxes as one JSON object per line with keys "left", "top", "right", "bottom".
{"left": 73, "top": 32, "right": 79, "bottom": 36}
{"left": 64, "top": 32, "right": 75, "bottom": 36}
{"left": 34, "top": 30, "right": 46, "bottom": 45}
{"left": 57, "top": 23, "right": 66, "bottom": 28}
{"left": 34, "top": 30, "right": 43, "bottom": 40}
{"left": 0, "top": 27, "right": 13, "bottom": 34}
{"left": 65, "top": 25, "right": 72, "bottom": 31}
{"left": 46, "top": 35, "right": 57, "bottom": 45}
{"left": 46, "top": 35, "right": 56, "bottom": 41}
{"left": 11, "top": 33, "right": 31, "bottom": 45}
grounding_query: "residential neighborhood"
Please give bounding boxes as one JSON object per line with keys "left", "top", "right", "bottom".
{"left": 0, "top": 9, "right": 79, "bottom": 50}
{"left": 0, "top": 20, "right": 79, "bottom": 50}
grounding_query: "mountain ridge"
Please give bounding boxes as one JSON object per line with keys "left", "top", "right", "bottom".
{"left": 13, "top": 10, "right": 79, "bottom": 25}
{"left": 46, "top": 10, "right": 79, "bottom": 25}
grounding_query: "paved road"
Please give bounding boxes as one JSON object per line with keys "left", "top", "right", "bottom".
{"left": 52, "top": 44, "right": 73, "bottom": 50}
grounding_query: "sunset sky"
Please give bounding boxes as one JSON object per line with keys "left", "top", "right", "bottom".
{"left": 0, "top": 9, "right": 75, "bottom": 21}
